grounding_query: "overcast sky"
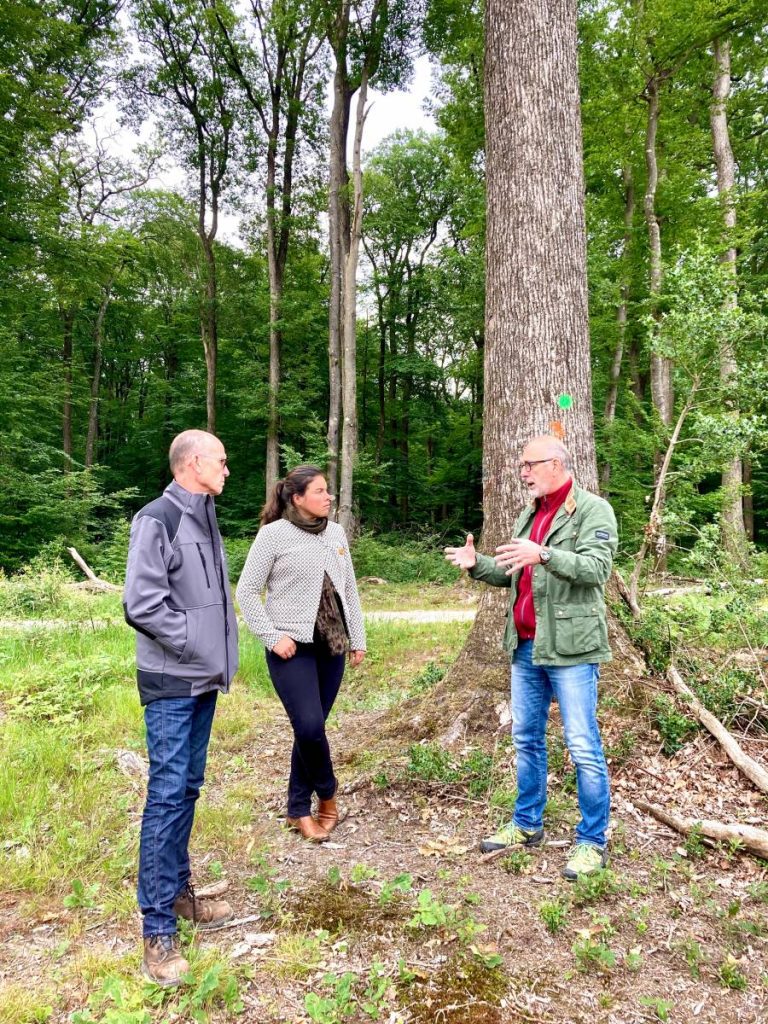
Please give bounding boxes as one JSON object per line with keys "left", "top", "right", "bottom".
{"left": 92, "top": 54, "right": 436, "bottom": 243}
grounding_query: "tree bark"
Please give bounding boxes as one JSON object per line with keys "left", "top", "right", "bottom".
{"left": 85, "top": 277, "right": 115, "bottom": 468}
{"left": 710, "top": 36, "right": 746, "bottom": 555}
{"left": 326, "top": 3, "right": 352, "bottom": 498}
{"left": 644, "top": 73, "right": 674, "bottom": 430}
{"left": 636, "top": 800, "right": 768, "bottom": 861}
{"left": 444, "top": 0, "right": 598, "bottom": 699}
{"left": 601, "top": 165, "right": 634, "bottom": 489}
{"left": 338, "top": 68, "right": 368, "bottom": 536}
{"left": 61, "top": 306, "right": 75, "bottom": 469}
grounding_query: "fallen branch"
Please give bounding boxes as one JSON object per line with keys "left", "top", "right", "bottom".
{"left": 667, "top": 664, "right": 768, "bottom": 794}
{"left": 635, "top": 799, "right": 768, "bottom": 860}
{"left": 67, "top": 547, "right": 121, "bottom": 592}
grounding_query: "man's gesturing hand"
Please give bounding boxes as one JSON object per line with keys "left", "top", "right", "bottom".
{"left": 494, "top": 538, "right": 543, "bottom": 575}
{"left": 444, "top": 533, "right": 477, "bottom": 570}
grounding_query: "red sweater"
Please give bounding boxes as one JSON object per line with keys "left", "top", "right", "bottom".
{"left": 513, "top": 478, "right": 572, "bottom": 639}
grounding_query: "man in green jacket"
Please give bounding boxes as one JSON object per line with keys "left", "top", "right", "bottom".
{"left": 445, "top": 435, "right": 617, "bottom": 879}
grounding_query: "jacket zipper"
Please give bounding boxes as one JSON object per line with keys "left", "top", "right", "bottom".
{"left": 196, "top": 543, "right": 211, "bottom": 588}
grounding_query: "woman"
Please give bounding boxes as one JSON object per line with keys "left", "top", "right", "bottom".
{"left": 236, "top": 465, "right": 366, "bottom": 842}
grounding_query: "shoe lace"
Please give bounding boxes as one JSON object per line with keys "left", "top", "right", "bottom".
{"left": 568, "top": 843, "right": 599, "bottom": 866}
{"left": 182, "top": 881, "right": 198, "bottom": 921}
{"left": 149, "top": 934, "right": 177, "bottom": 953}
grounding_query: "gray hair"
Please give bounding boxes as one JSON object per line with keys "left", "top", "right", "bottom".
{"left": 549, "top": 440, "right": 572, "bottom": 471}
{"left": 169, "top": 429, "right": 216, "bottom": 473}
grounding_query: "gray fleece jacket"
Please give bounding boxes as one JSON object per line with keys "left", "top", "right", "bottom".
{"left": 123, "top": 480, "right": 239, "bottom": 705}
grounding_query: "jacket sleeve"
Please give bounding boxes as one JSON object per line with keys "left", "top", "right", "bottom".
{"left": 341, "top": 529, "right": 367, "bottom": 651}
{"left": 468, "top": 551, "right": 513, "bottom": 588}
{"left": 544, "top": 500, "right": 618, "bottom": 586}
{"left": 235, "top": 528, "right": 282, "bottom": 650}
{"left": 123, "top": 515, "right": 187, "bottom": 654}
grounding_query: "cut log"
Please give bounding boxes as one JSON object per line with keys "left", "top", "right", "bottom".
{"left": 667, "top": 664, "right": 768, "bottom": 794}
{"left": 67, "top": 547, "right": 121, "bottom": 592}
{"left": 635, "top": 799, "right": 768, "bottom": 860}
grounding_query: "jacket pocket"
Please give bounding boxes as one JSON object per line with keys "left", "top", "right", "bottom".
{"left": 178, "top": 608, "right": 198, "bottom": 665}
{"left": 553, "top": 604, "right": 601, "bottom": 657}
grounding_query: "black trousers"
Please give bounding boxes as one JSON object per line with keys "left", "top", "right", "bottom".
{"left": 266, "top": 643, "right": 345, "bottom": 818}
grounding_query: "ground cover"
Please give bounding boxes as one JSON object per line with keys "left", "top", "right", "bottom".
{"left": 1, "top": 582, "right": 767, "bottom": 1023}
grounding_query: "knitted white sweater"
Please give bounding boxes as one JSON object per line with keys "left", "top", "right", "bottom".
{"left": 235, "top": 519, "right": 366, "bottom": 652}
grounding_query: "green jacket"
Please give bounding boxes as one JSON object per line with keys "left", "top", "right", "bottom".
{"left": 469, "top": 484, "right": 617, "bottom": 665}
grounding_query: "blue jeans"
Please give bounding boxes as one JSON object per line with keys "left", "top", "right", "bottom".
{"left": 510, "top": 640, "right": 610, "bottom": 848}
{"left": 137, "top": 691, "right": 218, "bottom": 936}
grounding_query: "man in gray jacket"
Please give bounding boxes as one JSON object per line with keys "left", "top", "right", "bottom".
{"left": 124, "top": 429, "right": 239, "bottom": 986}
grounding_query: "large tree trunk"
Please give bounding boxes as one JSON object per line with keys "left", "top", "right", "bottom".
{"left": 338, "top": 69, "right": 368, "bottom": 536}
{"left": 452, "top": 0, "right": 597, "bottom": 682}
{"left": 710, "top": 36, "right": 746, "bottom": 556}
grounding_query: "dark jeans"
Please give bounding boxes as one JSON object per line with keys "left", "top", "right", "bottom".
{"left": 266, "top": 643, "right": 345, "bottom": 818}
{"left": 137, "top": 690, "right": 218, "bottom": 936}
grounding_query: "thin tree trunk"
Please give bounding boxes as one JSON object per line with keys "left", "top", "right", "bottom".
{"left": 326, "top": 5, "right": 352, "bottom": 498}
{"left": 85, "top": 279, "right": 115, "bottom": 468}
{"left": 338, "top": 69, "right": 368, "bottom": 536}
{"left": 710, "top": 36, "right": 746, "bottom": 555}
{"left": 644, "top": 74, "right": 673, "bottom": 428}
{"left": 601, "top": 165, "right": 634, "bottom": 489}
{"left": 628, "top": 377, "right": 701, "bottom": 615}
{"left": 61, "top": 307, "right": 75, "bottom": 469}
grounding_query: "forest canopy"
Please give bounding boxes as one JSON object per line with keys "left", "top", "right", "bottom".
{"left": 1, "top": 0, "right": 767, "bottom": 572}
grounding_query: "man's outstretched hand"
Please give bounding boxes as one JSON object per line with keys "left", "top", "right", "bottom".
{"left": 444, "top": 533, "right": 477, "bottom": 570}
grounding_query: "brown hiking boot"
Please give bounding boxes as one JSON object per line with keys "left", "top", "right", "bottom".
{"left": 142, "top": 934, "right": 189, "bottom": 987}
{"left": 286, "top": 814, "right": 330, "bottom": 842}
{"left": 173, "top": 882, "right": 233, "bottom": 930}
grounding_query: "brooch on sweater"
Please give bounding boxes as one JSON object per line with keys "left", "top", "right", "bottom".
{"left": 338, "top": 547, "right": 346, "bottom": 556}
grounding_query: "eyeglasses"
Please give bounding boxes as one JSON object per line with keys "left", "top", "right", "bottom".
{"left": 519, "top": 458, "right": 555, "bottom": 472}
{"left": 197, "top": 454, "right": 228, "bottom": 468}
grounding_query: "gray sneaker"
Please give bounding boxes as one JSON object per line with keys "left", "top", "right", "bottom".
{"left": 480, "top": 822, "right": 544, "bottom": 853}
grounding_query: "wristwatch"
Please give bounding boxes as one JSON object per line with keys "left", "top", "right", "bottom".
{"left": 539, "top": 548, "right": 552, "bottom": 564}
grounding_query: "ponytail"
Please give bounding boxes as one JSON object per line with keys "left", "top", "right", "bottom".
{"left": 260, "top": 465, "right": 324, "bottom": 525}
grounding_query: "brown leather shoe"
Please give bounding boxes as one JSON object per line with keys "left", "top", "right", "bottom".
{"left": 286, "top": 815, "right": 330, "bottom": 842}
{"left": 142, "top": 934, "right": 189, "bottom": 987}
{"left": 173, "top": 882, "right": 233, "bottom": 931}
{"left": 316, "top": 791, "right": 345, "bottom": 833}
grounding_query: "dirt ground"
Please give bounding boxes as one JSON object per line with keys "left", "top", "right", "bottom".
{"left": 3, "top": 646, "right": 768, "bottom": 1024}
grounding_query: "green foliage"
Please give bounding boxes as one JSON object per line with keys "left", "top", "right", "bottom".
{"left": 63, "top": 879, "right": 101, "bottom": 910}
{"left": 501, "top": 850, "right": 533, "bottom": 875}
{"left": 350, "top": 535, "right": 457, "bottom": 584}
{"left": 572, "top": 931, "right": 616, "bottom": 973}
{"left": 539, "top": 897, "right": 570, "bottom": 934}
{"left": 406, "top": 742, "right": 494, "bottom": 797}
{"left": 570, "top": 870, "right": 622, "bottom": 908}
{"left": 639, "top": 996, "right": 673, "bottom": 1022}
{"left": 718, "top": 955, "right": 749, "bottom": 991}
{"left": 650, "top": 695, "right": 698, "bottom": 756}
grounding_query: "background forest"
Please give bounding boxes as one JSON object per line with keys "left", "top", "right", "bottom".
{"left": 2, "top": 0, "right": 768, "bottom": 575}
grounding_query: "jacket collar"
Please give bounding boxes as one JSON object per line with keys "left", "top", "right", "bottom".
{"left": 164, "top": 478, "right": 212, "bottom": 515}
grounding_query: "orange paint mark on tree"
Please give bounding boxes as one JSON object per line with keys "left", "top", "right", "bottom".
{"left": 550, "top": 420, "right": 565, "bottom": 439}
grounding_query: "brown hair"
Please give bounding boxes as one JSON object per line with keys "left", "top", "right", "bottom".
{"left": 261, "top": 464, "right": 325, "bottom": 525}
